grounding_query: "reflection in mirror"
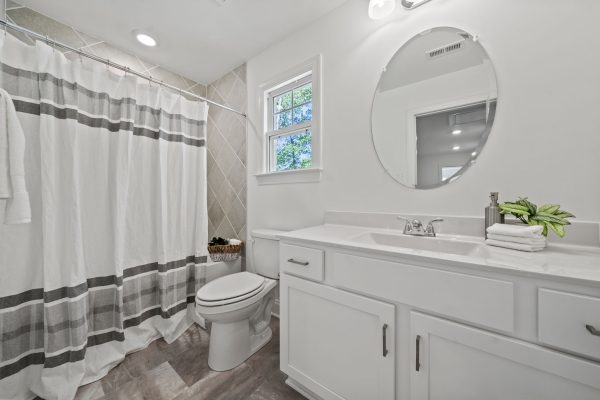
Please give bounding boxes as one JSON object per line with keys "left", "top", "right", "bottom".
{"left": 371, "top": 27, "right": 498, "bottom": 189}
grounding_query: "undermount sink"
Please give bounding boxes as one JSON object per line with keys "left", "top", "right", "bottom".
{"left": 350, "top": 231, "right": 488, "bottom": 257}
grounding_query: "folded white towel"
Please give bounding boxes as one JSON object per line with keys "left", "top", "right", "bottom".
{"left": 228, "top": 239, "right": 242, "bottom": 245}
{"left": 486, "top": 239, "right": 546, "bottom": 252}
{"left": 486, "top": 223, "right": 543, "bottom": 238}
{"left": 487, "top": 233, "right": 547, "bottom": 246}
{"left": 0, "top": 88, "right": 30, "bottom": 224}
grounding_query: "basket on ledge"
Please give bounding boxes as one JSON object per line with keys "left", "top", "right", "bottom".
{"left": 207, "top": 242, "right": 243, "bottom": 262}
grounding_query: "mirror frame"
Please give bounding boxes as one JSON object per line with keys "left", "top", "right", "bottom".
{"left": 370, "top": 26, "right": 499, "bottom": 190}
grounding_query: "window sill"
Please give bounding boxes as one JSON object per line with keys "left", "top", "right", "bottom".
{"left": 254, "top": 168, "right": 322, "bottom": 185}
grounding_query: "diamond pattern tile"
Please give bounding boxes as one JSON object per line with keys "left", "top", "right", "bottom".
{"left": 206, "top": 65, "right": 247, "bottom": 241}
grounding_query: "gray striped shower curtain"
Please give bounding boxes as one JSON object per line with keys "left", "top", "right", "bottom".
{"left": 0, "top": 34, "right": 209, "bottom": 399}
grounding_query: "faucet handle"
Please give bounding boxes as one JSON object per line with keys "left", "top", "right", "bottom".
{"left": 397, "top": 216, "right": 413, "bottom": 232}
{"left": 427, "top": 218, "right": 444, "bottom": 225}
{"left": 425, "top": 218, "right": 444, "bottom": 236}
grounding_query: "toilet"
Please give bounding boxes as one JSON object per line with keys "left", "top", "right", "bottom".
{"left": 195, "top": 229, "right": 282, "bottom": 371}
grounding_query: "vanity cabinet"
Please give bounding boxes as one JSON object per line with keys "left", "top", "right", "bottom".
{"left": 278, "top": 234, "right": 600, "bottom": 400}
{"left": 410, "top": 312, "right": 600, "bottom": 400}
{"left": 280, "top": 273, "right": 396, "bottom": 400}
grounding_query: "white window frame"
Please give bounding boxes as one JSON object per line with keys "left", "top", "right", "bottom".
{"left": 256, "top": 55, "right": 322, "bottom": 185}
{"left": 266, "top": 74, "right": 313, "bottom": 172}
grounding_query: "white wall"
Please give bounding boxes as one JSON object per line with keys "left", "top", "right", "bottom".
{"left": 246, "top": 0, "right": 600, "bottom": 250}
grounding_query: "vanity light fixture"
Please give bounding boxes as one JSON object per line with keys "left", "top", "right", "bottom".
{"left": 368, "top": 0, "right": 396, "bottom": 20}
{"left": 452, "top": 145, "right": 460, "bottom": 151}
{"left": 471, "top": 151, "right": 477, "bottom": 156}
{"left": 401, "top": 0, "right": 434, "bottom": 10}
{"left": 452, "top": 129, "right": 462, "bottom": 135}
{"left": 133, "top": 30, "right": 157, "bottom": 47}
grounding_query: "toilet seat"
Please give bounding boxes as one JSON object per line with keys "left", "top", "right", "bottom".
{"left": 196, "top": 272, "right": 266, "bottom": 307}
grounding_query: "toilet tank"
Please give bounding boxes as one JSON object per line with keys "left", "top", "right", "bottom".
{"left": 251, "top": 229, "right": 285, "bottom": 279}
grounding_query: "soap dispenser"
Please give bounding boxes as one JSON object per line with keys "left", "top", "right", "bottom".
{"left": 485, "top": 192, "right": 504, "bottom": 238}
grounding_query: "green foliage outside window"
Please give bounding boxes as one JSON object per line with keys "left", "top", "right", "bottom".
{"left": 274, "top": 131, "right": 312, "bottom": 171}
{"left": 271, "top": 82, "right": 313, "bottom": 171}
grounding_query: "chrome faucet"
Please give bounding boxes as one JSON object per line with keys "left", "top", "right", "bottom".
{"left": 397, "top": 216, "right": 444, "bottom": 237}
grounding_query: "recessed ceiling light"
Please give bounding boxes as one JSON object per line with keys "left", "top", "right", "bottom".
{"left": 452, "top": 145, "right": 460, "bottom": 151}
{"left": 134, "top": 31, "right": 157, "bottom": 47}
{"left": 452, "top": 129, "right": 462, "bottom": 135}
{"left": 368, "top": 0, "right": 396, "bottom": 20}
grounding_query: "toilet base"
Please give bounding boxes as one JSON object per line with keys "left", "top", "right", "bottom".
{"left": 208, "top": 319, "right": 251, "bottom": 371}
{"left": 207, "top": 323, "right": 273, "bottom": 372}
{"left": 251, "top": 326, "right": 272, "bottom": 354}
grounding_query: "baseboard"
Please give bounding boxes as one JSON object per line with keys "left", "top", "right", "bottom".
{"left": 285, "top": 377, "right": 320, "bottom": 400}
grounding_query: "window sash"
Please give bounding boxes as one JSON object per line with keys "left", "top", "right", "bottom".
{"left": 268, "top": 125, "right": 312, "bottom": 172}
{"left": 273, "top": 99, "right": 312, "bottom": 117}
{"left": 267, "top": 74, "right": 312, "bottom": 132}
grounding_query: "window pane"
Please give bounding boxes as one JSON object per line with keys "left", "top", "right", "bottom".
{"left": 274, "top": 110, "right": 292, "bottom": 130}
{"left": 274, "top": 130, "right": 312, "bottom": 172}
{"left": 292, "top": 103, "right": 312, "bottom": 125}
{"left": 274, "top": 91, "right": 292, "bottom": 113}
{"left": 293, "top": 83, "right": 312, "bottom": 106}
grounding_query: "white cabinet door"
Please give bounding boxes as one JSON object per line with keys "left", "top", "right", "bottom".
{"left": 410, "top": 312, "right": 600, "bottom": 400}
{"left": 280, "top": 273, "right": 396, "bottom": 400}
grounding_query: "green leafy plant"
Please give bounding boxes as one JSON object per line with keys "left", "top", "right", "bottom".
{"left": 209, "top": 237, "right": 228, "bottom": 246}
{"left": 499, "top": 197, "right": 575, "bottom": 238}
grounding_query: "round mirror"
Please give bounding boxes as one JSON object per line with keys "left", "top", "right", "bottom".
{"left": 371, "top": 27, "right": 498, "bottom": 189}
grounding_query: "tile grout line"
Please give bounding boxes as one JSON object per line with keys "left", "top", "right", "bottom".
{"left": 208, "top": 109, "right": 247, "bottom": 179}
{"left": 206, "top": 145, "right": 245, "bottom": 236}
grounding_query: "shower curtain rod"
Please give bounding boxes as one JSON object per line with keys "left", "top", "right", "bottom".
{"left": 0, "top": 18, "right": 247, "bottom": 118}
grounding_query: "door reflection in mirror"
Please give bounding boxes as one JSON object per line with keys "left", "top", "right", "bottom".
{"left": 416, "top": 100, "right": 496, "bottom": 188}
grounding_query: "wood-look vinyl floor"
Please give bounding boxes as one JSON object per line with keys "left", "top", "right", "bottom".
{"left": 71, "top": 318, "right": 306, "bottom": 400}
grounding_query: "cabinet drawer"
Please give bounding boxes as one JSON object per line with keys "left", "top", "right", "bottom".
{"left": 332, "top": 252, "right": 514, "bottom": 332}
{"left": 539, "top": 289, "right": 600, "bottom": 360}
{"left": 280, "top": 243, "right": 324, "bottom": 281}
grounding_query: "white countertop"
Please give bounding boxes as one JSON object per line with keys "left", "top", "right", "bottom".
{"left": 278, "top": 224, "right": 600, "bottom": 285}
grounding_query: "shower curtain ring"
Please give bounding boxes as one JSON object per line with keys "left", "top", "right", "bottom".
{"left": 50, "top": 36, "right": 56, "bottom": 53}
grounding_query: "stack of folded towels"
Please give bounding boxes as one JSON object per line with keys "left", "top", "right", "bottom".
{"left": 486, "top": 223, "right": 547, "bottom": 252}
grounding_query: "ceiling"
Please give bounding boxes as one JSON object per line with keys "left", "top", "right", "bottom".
{"left": 16, "top": 0, "right": 349, "bottom": 84}
{"left": 378, "top": 28, "right": 488, "bottom": 92}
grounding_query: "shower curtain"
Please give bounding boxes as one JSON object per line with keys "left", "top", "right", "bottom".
{"left": 0, "top": 33, "right": 209, "bottom": 400}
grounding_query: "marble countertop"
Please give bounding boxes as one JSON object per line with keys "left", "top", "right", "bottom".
{"left": 277, "top": 224, "right": 600, "bottom": 286}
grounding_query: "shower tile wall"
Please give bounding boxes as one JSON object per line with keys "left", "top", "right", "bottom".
{"left": 3, "top": 2, "right": 208, "bottom": 99}
{"left": 206, "top": 66, "right": 247, "bottom": 241}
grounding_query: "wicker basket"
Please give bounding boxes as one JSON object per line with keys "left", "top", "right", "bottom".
{"left": 207, "top": 243, "right": 243, "bottom": 262}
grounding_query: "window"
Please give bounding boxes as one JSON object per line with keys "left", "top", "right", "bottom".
{"left": 267, "top": 75, "right": 313, "bottom": 172}
{"left": 260, "top": 55, "right": 321, "bottom": 181}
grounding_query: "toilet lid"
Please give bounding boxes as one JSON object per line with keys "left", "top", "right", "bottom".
{"left": 196, "top": 272, "right": 265, "bottom": 303}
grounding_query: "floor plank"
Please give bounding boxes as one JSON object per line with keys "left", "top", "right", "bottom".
{"left": 71, "top": 318, "right": 306, "bottom": 400}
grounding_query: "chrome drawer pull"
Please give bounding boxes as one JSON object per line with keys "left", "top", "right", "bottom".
{"left": 287, "top": 258, "right": 309, "bottom": 266}
{"left": 586, "top": 324, "right": 600, "bottom": 336}
{"left": 416, "top": 334, "right": 421, "bottom": 371}
{"left": 382, "top": 324, "right": 389, "bottom": 357}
